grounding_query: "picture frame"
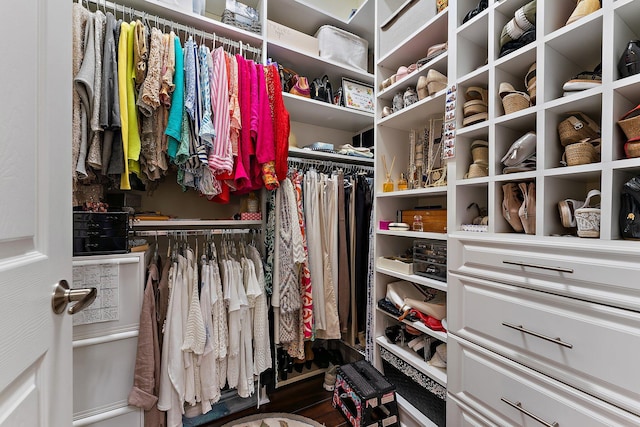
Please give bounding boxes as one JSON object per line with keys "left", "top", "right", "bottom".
{"left": 342, "top": 77, "right": 374, "bottom": 113}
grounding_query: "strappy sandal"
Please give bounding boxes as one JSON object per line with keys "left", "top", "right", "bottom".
{"left": 563, "top": 63, "right": 602, "bottom": 95}
{"left": 558, "top": 198, "right": 585, "bottom": 228}
{"left": 499, "top": 82, "right": 531, "bottom": 115}
{"left": 575, "top": 189, "right": 602, "bottom": 238}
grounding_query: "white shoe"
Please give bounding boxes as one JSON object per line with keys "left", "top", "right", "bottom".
{"left": 323, "top": 365, "right": 338, "bottom": 392}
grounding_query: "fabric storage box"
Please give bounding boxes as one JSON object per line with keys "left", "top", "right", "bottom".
{"left": 378, "top": 0, "right": 437, "bottom": 59}
{"left": 315, "top": 25, "right": 368, "bottom": 72}
{"left": 240, "top": 212, "right": 262, "bottom": 221}
{"left": 267, "top": 20, "right": 319, "bottom": 57}
{"left": 73, "top": 212, "right": 129, "bottom": 256}
{"left": 380, "top": 346, "right": 446, "bottom": 427}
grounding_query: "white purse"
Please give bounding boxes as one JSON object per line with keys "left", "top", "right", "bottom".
{"left": 385, "top": 281, "right": 447, "bottom": 320}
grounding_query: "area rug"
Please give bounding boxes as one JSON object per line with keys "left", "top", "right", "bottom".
{"left": 221, "top": 412, "right": 326, "bottom": 427}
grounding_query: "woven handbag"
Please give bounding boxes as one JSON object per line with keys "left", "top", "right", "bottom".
{"left": 557, "top": 112, "right": 600, "bottom": 147}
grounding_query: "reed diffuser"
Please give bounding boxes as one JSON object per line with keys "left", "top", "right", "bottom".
{"left": 382, "top": 154, "right": 396, "bottom": 192}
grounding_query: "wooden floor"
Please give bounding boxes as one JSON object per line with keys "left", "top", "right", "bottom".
{"left": 203, "top": 375, "right": 349, "bottom": 427}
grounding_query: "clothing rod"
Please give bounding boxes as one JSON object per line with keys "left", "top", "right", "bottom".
{"left": 82, "top": 0, "right": 262, "bottom": 55}
{"left": 288, "top": 157, "right": 374, "bottom": 173}
{"left": 131, "top": 228, "right": 258, "bottom": 236}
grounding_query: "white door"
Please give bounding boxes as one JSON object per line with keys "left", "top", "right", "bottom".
{"left": 0, "top": 0, "right": 73, "bottom": 426}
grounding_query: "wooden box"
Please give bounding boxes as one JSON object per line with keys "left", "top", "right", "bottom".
{"left": 397, "top": 209, "right": 447, "bottom": 233}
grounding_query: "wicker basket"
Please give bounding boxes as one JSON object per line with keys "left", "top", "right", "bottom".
{"left": 624, "top": 140, "right": 640, "bottom": 158}
{"left": 221, "top": 2, "right": 261, "bottom": 34}
{"left": 618, "top": 105, "right": 640, "bottom": 140}
{"left": 471, "top": 140, "right": 489, "bottom": 164}
{"left": 563, "top": 140, "right": 599, "bottom": 166}
{"left": 464, "top": 163, "right": 488, "bottom": 178}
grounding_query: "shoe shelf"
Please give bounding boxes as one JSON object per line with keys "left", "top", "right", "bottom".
{"left": 376, "top": 8, "right": 448, "bottom": 73}
{"left": 378, "top": 92, "right": 447, "bottom": 131}
{"left": 377, "top": 308, "right": 448, "bottom": 343}
{"left": 375, "top": 336, "right": 447, "bottom": 387}
{"left": 377, "top": 53, "right": 449, "bottom": 102}
{"left": 287, "top": 147, "right": 373, "bottom": 165}
{"left": 376, "top": 266, "right": 448, "bottom": 293}
{"left": 376, "top": 187, "right": 448, "bottom": 199}
{"left": 276, "top": 366, "right": 328, "bottom": 389}
{"left": 377, "top": 229, "right": 448, "bottom": 240}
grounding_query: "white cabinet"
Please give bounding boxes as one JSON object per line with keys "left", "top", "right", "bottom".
{"left": 72, "top": 252, "right": 146, "bottom": 427}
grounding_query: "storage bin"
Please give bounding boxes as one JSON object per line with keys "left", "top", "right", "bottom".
{"left": 73, "top": 212, "right": 129, "bottom": 256}
{"left": 267, "top": 20, "right": 319, "bottom": 57}
{"left": 380, "top": 346, "right": 446, "bottom": 427}
{"left": 413, "top": 239, "right": 447, "bottom": 282}
{"left": 315, "top": 25, "right": 368, "bottom": 72}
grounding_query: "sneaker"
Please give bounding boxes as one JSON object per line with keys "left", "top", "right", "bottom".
{"left": 323, "top": 365, "right": 338, "bottom": 392}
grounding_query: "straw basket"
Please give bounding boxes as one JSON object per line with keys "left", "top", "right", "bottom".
{"left": 502, "top": 93, "right": 530, "bottom": 115}
{"left": 471, "top": 141, "right": 489, "bottom": 164}
{"left": 618, "top": 106, "right": 640, "bottom": 140}
{"left": 624, "top": 140, "right": 640, "bottom": 158}
{"left": 465, "top": 163, "right": 488, "bottom": 179}
{"left": 563, "top": 140, "right": 599, "bottom": 166}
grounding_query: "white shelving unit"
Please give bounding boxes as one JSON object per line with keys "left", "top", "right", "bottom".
{"left": 373, "top": 3, "right": 450, "bottom": 427}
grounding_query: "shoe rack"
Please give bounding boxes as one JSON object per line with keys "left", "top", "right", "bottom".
{"left": 446, "top": 0, "right": 640, "bottom": 425}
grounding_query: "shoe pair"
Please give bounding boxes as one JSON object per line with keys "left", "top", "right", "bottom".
{"left": 563, "top": 64, "right": 601, "bottom": 96}
{"left": 463, "top": 86, "right": 489, "bottom": 127}
{"left": 566, "top": 0, "right": 601, "bottom": 26}
{"left": 503, "top": 181, "right": 536, "bottom": 234}
{"left": 499, "top": 82, "right": 531, "bottom": 115}
{"left": 464, "top": 140, "right": 489, "bottom": 179}
{"left": 416, "top": 69, "right": 447, "bottom": 100}
{"left": 462, "top": 0, "right": 488, "bottom": 24}
{"left": 558, "top": 189, "right": 601, "bottom": 228}
{"left": 499, "top": 1, "right": 536, "bottom": 56}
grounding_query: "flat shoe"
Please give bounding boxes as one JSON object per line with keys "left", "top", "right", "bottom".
{"left": 463, "top": 99, "right": 488, "bottom": 117}
{"left": 425, "top": 42, "right": 448, "bottom": 61}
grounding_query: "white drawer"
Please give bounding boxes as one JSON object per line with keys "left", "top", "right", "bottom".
{"left": 448, "top": 272, "right": 640, "bottom": 416}
{"left": 449, "top": 234, "right": 640, "bottom": 311}
{"left": 448, "top": 336, "right": 640, "bottom": 427}
{"left": 447, "top": 394, "right": 498, "bottom": 427}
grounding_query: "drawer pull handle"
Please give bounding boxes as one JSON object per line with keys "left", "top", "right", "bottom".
{"left": 503, "top": 260, "right": 573, "bottom": 274}
{"left": 502, "top": 322, "right": 573, "bottom": 349}
{"left": 501, "top": 398, "right": 559, "bottom": 427}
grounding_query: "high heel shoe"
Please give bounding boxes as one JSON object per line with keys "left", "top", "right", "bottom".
{"left": 503, "top": 182, "right": 524, "bottom": 232}
{"left": 558, "top": 198, "right": 584, "bottom": 228}
{"left": 424, "top": 69, "right": 447, "bottom": 97}
{"left": 519, "top": 182, "right": 536, "bottom": 235}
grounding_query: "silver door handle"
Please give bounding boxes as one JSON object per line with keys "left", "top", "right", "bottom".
{"left": 502, "top": 322, "right": 573, "bottom": 349}
{"left": 51, "top": 279, "right": 97, "bottom": 315}
{"left": 501, "top": 398, "right": 559, "bottom": 427}
{"left": 503, "top": 260, "right": 574, "bottom": 273}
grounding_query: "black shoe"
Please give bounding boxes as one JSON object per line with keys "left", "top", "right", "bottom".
{"left": 619, "top": 40, "right": 640, "bottom": 78}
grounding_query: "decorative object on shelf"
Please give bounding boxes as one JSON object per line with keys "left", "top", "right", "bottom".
{"left": 221, "top": 0, "right": 261, "bottom": 34}
{"left": 412, "top": 214, "right": 423, "bottom": 232}
{"left": 518, "top": 181, "right": 536, "bottom": 235}
{"left": 501, "top": 131, "right": 536, "bottom": 174}
{"left": 381, "top": 106, "right": 393, "bottom": 118}
{"left": 403, "top": 86, "right": 418, "bottom": 108}
{"left": 575, "top": 189, "right": 601, "bottom": 238}
{"left": 398, "top": 208, "right": 447, "bottom": 233}
{"left": 562, "top": 63, "right": 602, "bottom": 96}
{"left": 562, "top": 138, "right": 601, "bottom": 166}
{"left": 302, "top": 142, "right": 335, "bottom": 153}
{"left": 464, "top": 140, "right": 488, "bottom": 179}
{"left": 333, "top": 86, "right": 343, "bottom": 106}
{"left": 413, "top": 240, "right": 447, "bottom": 283}
{"left": 525, "top": 62, "right": 537, "bottom": 105}
{"left": 379, "top": 220, "right": 392, "bottom": 230}
{"left": 315, "top": 25, "right": 369, "bottom": 72}
{"left": 618, "top": 40, "right": 640, "bottom": 79}
{"left": 382, "top": 154, "right": 396, "bottom": 192}
{"left": 617, "top": 105, "right": 640, "bottom": 158}
{"left": 240, "top": 212, "right": 262, "bottom": 221}
{"left": 424, "top": 118, "right": 446, "bottom": 187}
{"left": 499, "top": 82, "right": 531, "bottom": 115}
{"left": 388, "top": 222, "right": 410, "bottom": 231}
{"left": 566, "top": 0, "right": 601, "bottom": 26}
{"left": 443, "top": 86, "right": 457, "bottom": 161}
{"left": 620, "top": 176, "right": 640, "bottom": 240}
{"left": 289, "top": 76, "right": 311, "bottom": 98}
{"left": 398, "top": 173, "right": 409, "bottom": 191}
{"left": 436, "top": 0, "right": 448, "bottom": 13}
{"left": 499, "top": 0, "right": 536, "bottom": 58}
{"left": 462, "top": 86, "right": 488, "bottom": 127}
{"left": 310, "top": 75, "right": 333, "bottom": 103}
{"left": 246, "top": 192, "right": 259, "bottom": 213}
{"left": 342, "top": 78, "right": 374, "bottom": 113}
{"left": 502, "top": 182, "right": 525, "bottom": 233}
{"left": 558, "top": 112, "right": 600, "bottom": 147}
{"left": 462, "top": 0, "right": 488, "bottom": 24}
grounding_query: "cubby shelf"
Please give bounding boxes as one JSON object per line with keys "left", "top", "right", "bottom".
{"left": 376, "top": 336, "right": 447, "bottom": 387}
{"left": 377, "top": 308, "right": 448, "bottom": 343}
